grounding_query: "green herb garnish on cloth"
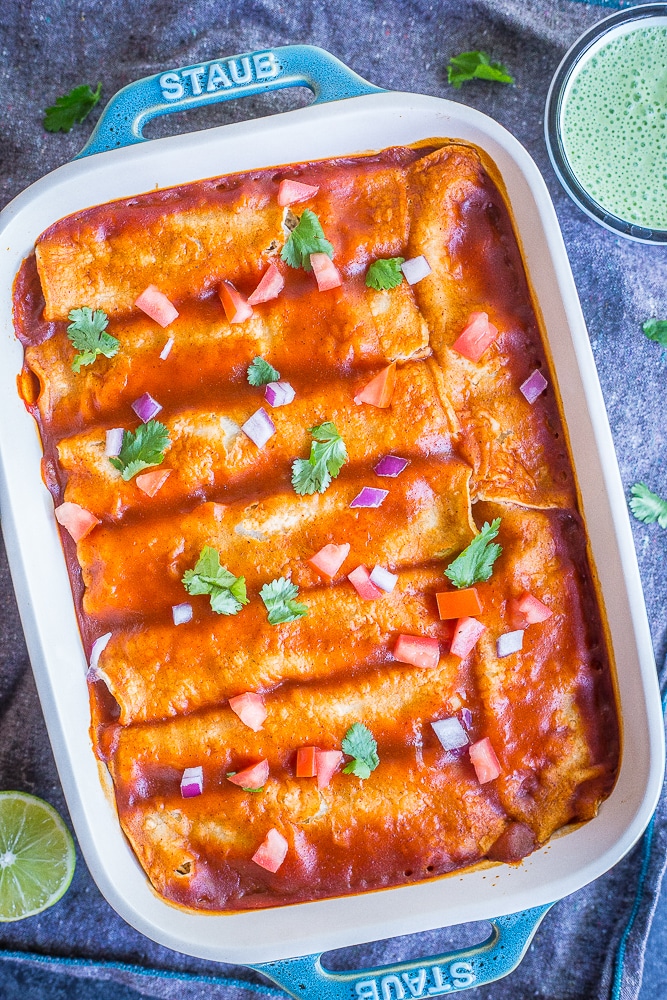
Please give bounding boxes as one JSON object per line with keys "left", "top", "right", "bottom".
{"left": 447, "top": 51, "right": 513, "bottom": 89}
{"left": 67, "top": 307, "right": 118, "bottom": 372}
{"left": 182, "top": 546, "right": 249, "bottom": 615}
{"left": 108, "top": 420, "right": 170, "bottom": 481}
{"left": 291, "top": 421, "right": 348, "bottom": 495}
{"left": 44, "top": 83, "right": 102, "bottom": 133}
{"left": 444, "top": 518, "right": 502, "bottom": 587}
{"left": 365, "top": 258, "right": 405, "bottom": 291}
{"left": 629, "top": 483, "right": 667, "bottom": 529}
{"left": 342, "top": 723, "right": 380, "bottom": 779}
{"left": 642, "top": 319, "right": 667, "bottom": 347}
{"left": 281, "top": 210, "right": 334, "bottom": 271}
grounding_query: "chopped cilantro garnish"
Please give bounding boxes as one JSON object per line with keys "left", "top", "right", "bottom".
{"left": 642, "top": 319, "right": 667, "bottom": 347}
{"left": 247, "top": 356, "right": 281, "bottom": 386}
{"left": 281, "top": 210, "right": 334, "bottom": 271}
{"left": 365, "top": 257, "right": 405, "bottom": 291}
{"left": 342, "top": 723, "right": 380, "bottom": 779}
{"left": 108, "top": 420, "right": 169, "bottom": 481}
{"left": 182, "top": 546, "right": 249, "bottom": 615}
{"left": 629, "top": 483, "right": 667, "bottom": 529}
{"left": 67, "top": 307, "right": 118, "bottom": 373}
{"left": 259, "top": 577, "right": 308, "bottom": 625}
{"left": 447, "top": 51, "right": 513, "bottom": 89}
{"left": 226, "top": 772, "right": 264, "bottom": 793}
{"left": 291, "top": 421, "right": 348, "bottom": 495}
{"left": 444, "top": 518, "right": 502, "bottom": 588}
{"left": 44, "top": 83, "right": 102, "bottom": 133}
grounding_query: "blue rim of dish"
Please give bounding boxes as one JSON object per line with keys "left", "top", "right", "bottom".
{"left": 544, "top": 2, "right": 667, "bottom": 244}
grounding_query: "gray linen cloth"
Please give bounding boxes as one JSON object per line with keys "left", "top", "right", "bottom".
{"left": 1, "top": 0, "right": 666, "bottom": 997}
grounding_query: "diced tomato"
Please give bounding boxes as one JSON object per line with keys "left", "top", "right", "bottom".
{"left": 277, "top": 179, "right": 320, "bottom": 206}
{"left": 509, "top": 591, "right": 553, "bottom": 629}
{"left": 469, "top": 737, "right": 501, "bottom": 783}
{"left": 135, "top": 285, "right": 179, "bottom": 327}
{"left": 135, "top": 468, "right": 171, "bottom": 497}
{"left": 252, "top": 828, "right": 288, "bottom": 873}
{"left": 315, "top": 750, "right": 344, "bottom": 789}
{"left": 436, "top": 587, "right": 483, "bottom": 620}
{"left": 353, "top": 363, "right": 397, "bottom": 407}
{"left": 309, "top": 542, "right": 350, "bottom": 579}
{"left": 54, "top": 502, "right": 100, "bottom": 542}
{"left": 348, "top": 565, "right": 384, "bottom": 600}
{"left": 227, "top": 758, "right": 269, "bottom": 789}
{"left": 452, "top": 311, "right": 499, "bottom": 363}
{"left": 247, "top": 263, "right": 285, "bottom": 305}
{"left": 228, "top": 691, "right": 267, "bottom": 731}
{"left": 296, "top": 746, "right": 319, "bottom": 778}
{"left": 310, "top": 253, "right": 342, "bottom": 291}
{"left": 450, "top": 617, "right": 486, "bottom": 658}
{"left": 393, "top": 634, "right": 440, "bottom": 669}
{"left": 219, "top": 281, "right": 253, "bottom": 323}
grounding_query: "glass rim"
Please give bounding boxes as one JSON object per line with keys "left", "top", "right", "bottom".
{"left": 544, "top": 2, "right": 667, "bottom": 245}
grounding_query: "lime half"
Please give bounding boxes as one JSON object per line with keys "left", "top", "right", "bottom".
{"left": 0, "top": 791, "right": 75, "bottom": 921}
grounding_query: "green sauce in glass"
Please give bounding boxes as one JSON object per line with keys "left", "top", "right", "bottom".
{"left": 561, "top": 23, "right": 667, "bottom": 230}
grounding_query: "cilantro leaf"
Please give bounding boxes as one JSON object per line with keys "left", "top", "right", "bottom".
{"left": 444, "top": 518, "right": 503, "bottom": 588}
{"left": 44, "top": 83, "right": 102, "bottom": 133}
{"left": 291, "top": 421, "right": 348, "bottom": 496}
{"left": 642, "top": 319, "right": 667, "bottom": 347}
{"left": 247, "top": 356, "right": 281, "bottom": 386}
{"left": 182, "top": 546, "right": 249, "bottom": 615}
{"left": 447, "top": 51, "right": 513, "bottom": 89}
{"left": 365, "top": 258, "right": 405, "bottom": 291}
{"left": 342, "top": 723, "right": 380, "bottom": 780}
{"left": 108, "top": 420, "right": 170, "bottom": 481}
{"left": 259, "top": 577, "right": 308, "bottom": 625}
{"left": 629, "top": 482, "right": 667, "bottom": 529}
{"left": 67, "top": 307, "right": 118, "bottom": 373}
{"left": 281, "top": 210, "right": 334, "bottom": 271}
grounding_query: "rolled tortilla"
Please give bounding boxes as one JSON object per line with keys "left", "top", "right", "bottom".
{"left": 57, "top": 360, "right": 453, "bottom": 519}
{"left": 94, "top": 567, "right": 452, "bottom": 725}
{"left": 77, "top": 458, "right": 475, "bottom": 619}
{"left": 25, "top": 278, "right": 429, "bottom": 434}
{"left": 465, "top": 500, "right": 619, "bottom": 842}
{"left": 114, "top": 757, "right": 507, "bottom": 911}
{"left": 407, "top": 144, "right": 575, "bottom": 509}
{"left": 35, "top": 158, "right": 412, "bottom": 321}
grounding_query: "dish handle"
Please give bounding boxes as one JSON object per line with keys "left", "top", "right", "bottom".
{"left": 248, "top": 903, "right": 554, "bottom": 999}
{"left": 76, "top": 44, "right": 383, "bottom": 159}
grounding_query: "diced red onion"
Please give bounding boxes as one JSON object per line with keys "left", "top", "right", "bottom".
{"left": 432, "top": 716, "right": 470, "bottom": 750}
{"left": 373, "top": 455, "right": 410, "bottom": 478}
{"left": 520, "top": 369, "right": 548, "bottom": 404}
{"left": 131, "top": 392, "right": 162, "bottom": 423}
{"left": 89, "top": 631, "right": 112, "bottom": 674}
{"left": 172, "top": 602, "right": 193, "bottom": 626}
{"left": 350, "top": 487, "right": 389, "bottom": 509}
{"left": 180, "top": 765, "right": 203, "bottom": 798}
{"left": 264, "top": 381, "right": 296, "bottom": 407}
{"left": 104, "top": 428, "right": 124, "bottom": 457}
{"left": 401, "top": 255, "right": 432, "bottom": 285}
{"left": 370, "top": 565, "right": 398, "bottom": 593}
{"left": 497, "top": 629, "right": 524, "bottom": 658}
{"left": 242, "top": 407, "right": 276, "bottom": 448}
{"left": 461, "top": 707, "right": 473, "bottom": 730}
{"left": 159, "top": 335, "right": 174, "bottom": 360}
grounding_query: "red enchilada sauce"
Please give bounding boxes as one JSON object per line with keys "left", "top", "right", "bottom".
{"left": 14, "top": 143, "right": 619, "bottom": 911}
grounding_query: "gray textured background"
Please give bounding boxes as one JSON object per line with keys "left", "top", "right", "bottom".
{"left": 1, "top": 1, "right": 666, "bottom": 998}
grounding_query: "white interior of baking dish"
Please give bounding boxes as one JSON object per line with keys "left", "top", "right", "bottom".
{"left": 0, "top": 92, "right": 663, "bottom": 964}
